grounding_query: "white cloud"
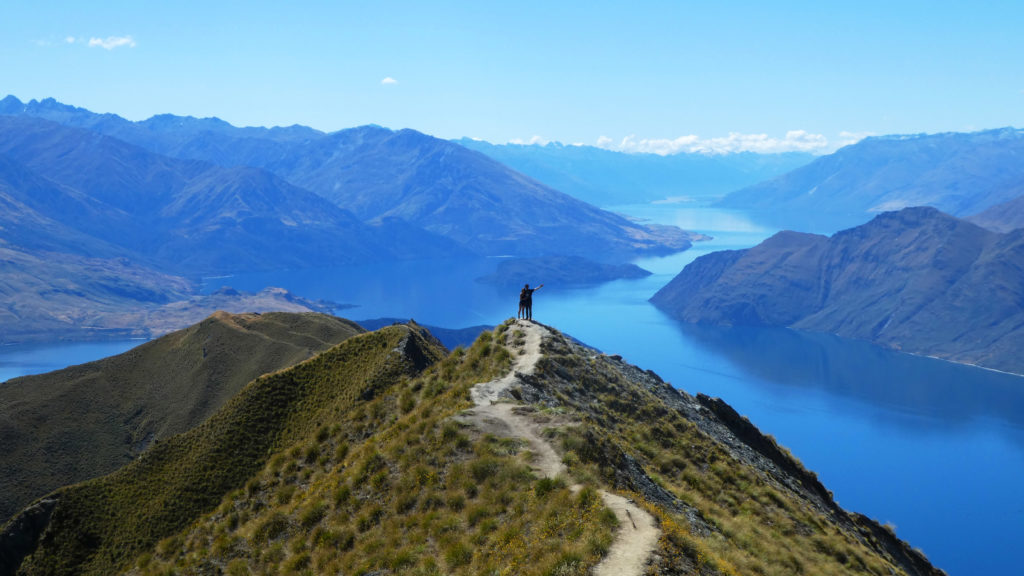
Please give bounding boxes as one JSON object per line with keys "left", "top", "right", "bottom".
{"left": 595, "top": 130, "right": 832, "bottom": 155}
{"left": 65, "top": 36, "right": 76, "bottom": 44}
{"left": 508, "top": 135, "right": 549, "bottom": 146}
{"left": 836, "top": 131, "right": 874, "bottom": 149}
{"left": 381, "top": 77, "right": 398, "bottom": 85}
{"left": 88, "top": 35, "right": 136, "bottom": 50}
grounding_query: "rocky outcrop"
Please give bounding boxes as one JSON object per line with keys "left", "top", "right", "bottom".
{"left": 0, "top": 497, "right": 57, "bottom": 576}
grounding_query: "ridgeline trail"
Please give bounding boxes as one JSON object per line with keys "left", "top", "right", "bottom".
{"left": 460, "top": 319, "right": 660, "bottom": 576}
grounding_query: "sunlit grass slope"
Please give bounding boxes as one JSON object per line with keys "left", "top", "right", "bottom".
{"left": 532, "top": 332, "right": 940, "bottom": 576}
{"left": 12, "top": 323, "right": 443, "bottom": 575}
{"left": 125, "top": 322, "right": 615, "bottom": 576}
{"left": 6, "top": 320, "right": 941, "bottom": 576}
{"left": 0, "top": 311, "right": 363, "bottom": 524}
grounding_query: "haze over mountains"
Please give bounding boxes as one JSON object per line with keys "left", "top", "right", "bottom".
{"left": 456, "top": 138, "right": 814, "bottom": 206}
{"left": 0, "top": 96, "right": 701, "bottom": 342}
{"left": 651, "top": 207, "right": 1024, "bottom": 374}
{"left": 0, "top": 96, "right": 697, "bottom": 260}
{"left": 717, "top": 128, "right": 1024, "bottom": 231}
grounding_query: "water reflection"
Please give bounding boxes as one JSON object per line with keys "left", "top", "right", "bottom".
{"left": 670, "top": 322, "right": 1024, "bottom": 432}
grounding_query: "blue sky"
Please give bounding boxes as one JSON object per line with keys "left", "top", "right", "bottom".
{"left": 3, "top": 1, "right": 1022, "bottom": 153}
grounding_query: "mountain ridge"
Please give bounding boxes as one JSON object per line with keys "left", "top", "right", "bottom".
{"left": 651, "top": 206, "right": 1024, "bottom": 374}
{"left": 0, "top": 312, "right": 364, "bottom": 523}
{"left": 0, "top": 319, "right": 943, "bottom": 575}
{"left": 716, "top": 127, "right": 1024, "bottom": 231}
{"left": 1, "top": 96, "right": 699, "bottom": 260}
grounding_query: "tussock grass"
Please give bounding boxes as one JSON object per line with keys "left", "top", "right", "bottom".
{"left": 536, "top": 336, "right": 910, "bottom": 576}
{"left": 13, "top": 324, "right": 439, "bottom": 575}
{"left": 13, "top": 321, "right": 615, "bottom": 576}
{"left": 128, "top": 322, "right": 613, "bottom": 576}
{"left": 0, "top": 311, "right": 362, "bottom": 524}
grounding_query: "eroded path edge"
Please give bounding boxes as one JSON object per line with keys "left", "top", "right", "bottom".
{"left": 460, "top": 319, "right": 660, "bottom": 576}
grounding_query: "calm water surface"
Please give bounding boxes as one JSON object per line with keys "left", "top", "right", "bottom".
{"left": 6, "top": 205, "right": 1020, "bottom": 575}
{"left": 0, "top": 340, "right": 141, "bottom": 383}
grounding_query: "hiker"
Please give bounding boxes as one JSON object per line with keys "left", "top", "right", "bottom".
{"left": 518, "top": 283, "right": 543, "bottom": 320}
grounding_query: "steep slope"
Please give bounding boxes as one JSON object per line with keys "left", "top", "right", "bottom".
{"left": 259, "top": 126, "right": 697, "bottom": 258}
{"left": 1, "top": 97, "right": 698, "bottom": 259}
{"left": 456, "top": 138, "right": 814, "bottom": 206}
{"left": 0, "top": 156, "right": 129, "bottom": 258}
{"left": 1, "top": 321, "right": 942, "bottom": 575}
{"left": 0, "top": 115, "right": 433, "bottom": 275}
{"left": 651, "top": 207, "right": 1024, "bottom": 374}
{"left": 0, "top": 323, "right": 446, "bottom": 576}
{"left": 459, "top": 320, "right": 659, "bottom": 576}
{"left": 0, "top": 312, "right": 363, "bottom": 523}
{"left": 717, "top": 128, "right": 1024, "bottom": 230}
{"left": 968, "top": 191, "right": 1024, "bottom": 233}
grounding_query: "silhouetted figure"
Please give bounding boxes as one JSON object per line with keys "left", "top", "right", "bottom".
{"left": 518, "top": 283, "right": 543, "bottom": 320}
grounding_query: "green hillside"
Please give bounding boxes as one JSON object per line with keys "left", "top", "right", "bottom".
{"left": 0, "top": 312, "right": 363, "bottom": 523}
{"left": 1, "top": 321, "right": 942, "bottom": 576}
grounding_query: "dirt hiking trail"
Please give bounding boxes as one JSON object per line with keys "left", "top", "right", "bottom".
{"left": 460, "top": 319, "right": 660, "bottom": 576}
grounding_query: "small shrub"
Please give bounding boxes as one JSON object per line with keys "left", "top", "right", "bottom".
{"left": 225, "top": 558, "right": 250, "bottom": 576}
{"left": 299, "top": 500, "right": 328, "bottom": 529}
{"left": 444, "top": 540, "right": 472, "bottom": 568}
{"left": 254, "top": 512, "right": 291, "bottom": 542}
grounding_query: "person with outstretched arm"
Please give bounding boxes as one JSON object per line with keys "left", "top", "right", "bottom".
{"left": 518, "top": 283, "right": 543, "bottom": 320}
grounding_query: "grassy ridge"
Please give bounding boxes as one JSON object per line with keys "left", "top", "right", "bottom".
{"left": 13, "top": 324, "right": 441, "bottom": 576}
{"left": 126, "top": 323, "right": 616, "bottom": 576}
{"left": 533, "top": 333, "right": 922, "bottom": 575}
{"left": 0, "top": 312, "right": 363, "bottom": 524}
{"left": 6, "top": 321, "right": 940, "bottom": 576}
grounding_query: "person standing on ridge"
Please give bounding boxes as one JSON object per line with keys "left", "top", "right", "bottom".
{"left": 518, "top": 283, "right": 543, "bottom": 320}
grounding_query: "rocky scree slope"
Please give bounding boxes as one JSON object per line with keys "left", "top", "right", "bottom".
{"left": 0, "top": 321, "right": 943, "bottom": 575}
{"left": 652, "top": 206, "right": 1024, "bottom": 374}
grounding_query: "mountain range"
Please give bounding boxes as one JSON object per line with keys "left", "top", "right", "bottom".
{"left": 0, "top": 96, "right": 700, "bottom": 343}
{"left": 0, "top": 96, "right": 697, "bottom": 261}
{"left": 0, "top": 315, "right": 942, "bottom": 575}
{"left": 0, "top": 114, "right": 444, "bottom": 274}
{"left": 716, "top": 128, "right": 1024, "bottom": 231}
{"left": 651, "top": 206, "right": 1024, "bottom": 374}
{"left": 456, "top": 138, "right": 814, "bottom": 206}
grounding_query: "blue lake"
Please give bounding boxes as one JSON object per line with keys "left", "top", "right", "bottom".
{"left": 0, "top": 340, "right": 142, "bottom": 383}
{"left": 5, "top": 205, "right": 1021, "bottom": 575}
